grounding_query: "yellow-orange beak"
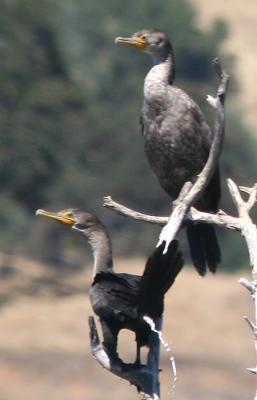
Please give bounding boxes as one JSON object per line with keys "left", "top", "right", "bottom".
{"left": 115, "top": 36, "right": 147, "bottom": 51}
{"left": 35, "top": 209, "right": 75, "bottom": 226}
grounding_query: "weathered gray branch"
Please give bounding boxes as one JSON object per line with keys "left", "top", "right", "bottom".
{"left": 157, "top": 58, "right": 229, "bottom": 251}
{"left": 88, "top": 316, "right": 161, "bottom": 399}
{"left": 105, "top": 180, "right": 257, "bottom": 399}
{"left": 104, "top": 192, "right": 241, "bottom": 231}
{"left": 104, "top": 196, "right": 168, "bottom": 225}
{"left": 230, "top": 184, "right": 257, "bottom": 400}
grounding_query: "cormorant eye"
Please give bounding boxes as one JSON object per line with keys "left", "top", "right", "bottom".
{"left": 140, "top": 34, "right": 146, "bottom": 40}
{"left": 155, "top": 38, "right": 163, "bottom": 45}
{"left": 74, "top": 223, "right": 87, "bottom": 230}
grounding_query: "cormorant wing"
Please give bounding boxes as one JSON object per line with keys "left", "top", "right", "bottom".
{"left": 90, "top": 272, "right": 141, "bottom": 320}
{"left": 137, "top": 240, "right": 184, "bottom": 319}
{"left": 168, "top": 87, "right": 213, "bottom": 159}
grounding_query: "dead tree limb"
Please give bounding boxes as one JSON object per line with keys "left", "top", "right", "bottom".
{"left": 228, "top": 182, "right": 257, "bottom": 400}
{"left": 103, "top": 194, "right": 241, "bottom": 231}
{"left": 88, "top": 316, "right": 161, "bottom": 399}
{"left": 105, "top": 181, "right": 257, "bottom": 398}
{"left": 156, "top": 58, "right": 229, "bottom": 252}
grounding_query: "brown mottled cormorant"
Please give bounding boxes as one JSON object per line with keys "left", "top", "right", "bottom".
{"left": 115, "top": 29, "right": 221, "bottom": 276}
{"left": 36, "top": 208, "right": 183, "bottom": 364}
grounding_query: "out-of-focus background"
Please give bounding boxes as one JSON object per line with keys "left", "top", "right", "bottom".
{"left": 0, "top": 0, "right": 257, "bottom": 398}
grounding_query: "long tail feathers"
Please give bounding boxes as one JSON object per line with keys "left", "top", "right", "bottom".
{"left": 137, "top": 240, "right": 184, "bottom": 319}
{"left": 186, "top": 224, "right": 221, "bottom": 276}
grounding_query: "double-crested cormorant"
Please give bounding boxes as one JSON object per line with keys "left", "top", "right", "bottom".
{"left": 115, "top": 29, "right": 221, "bottom": 276}
{"left": 36, "top": 208, "right": 183, "bottom": 363}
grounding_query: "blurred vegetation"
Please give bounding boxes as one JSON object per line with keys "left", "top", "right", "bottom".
{"left": 0, "top": 0, "right": 256, "bottom": 270}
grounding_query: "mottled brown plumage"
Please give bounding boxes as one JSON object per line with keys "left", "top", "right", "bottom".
{"left": 116, "top": 29, "right": 221, "bottom": 275}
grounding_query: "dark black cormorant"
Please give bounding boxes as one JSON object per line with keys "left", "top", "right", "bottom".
{"left": 115, "top": 29, "right": 221, "bottom": 276}
{"left": 36, "top": 208, "right": 183, "bottom": 364}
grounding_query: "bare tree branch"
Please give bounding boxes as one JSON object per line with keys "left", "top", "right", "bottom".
{"left": 103, "top": 196, "right": 168, "bottom": 225}
{"left": 157, "top": 58, "right": 229, "bottom": 251}
{"left": 104, "top": 192, "right": 241, "bottom": 231}
{"left": 105, "top": 181, "right": 257, "bottom": 399}
{"left": 239, "top": 278, "right": 256, "bottom": 297}
{"left": 105, "top": 180, "right": 257, "bottom": 397}
{"left": 88, "top": 316, "right": 161, "bottom": 399}
{"left": 215, "top": 182, "right": 257, "bottom": 395}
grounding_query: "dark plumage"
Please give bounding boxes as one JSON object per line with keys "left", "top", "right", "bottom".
{"left": 36, "top": 208, "right": 183, "bottom": 364}
{"left": 115, "top": 29, "right": 221, "bottom": 275}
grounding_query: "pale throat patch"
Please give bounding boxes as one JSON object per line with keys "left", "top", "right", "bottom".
{"left": 144, "top": 59, "right": 171, "bottom": 101}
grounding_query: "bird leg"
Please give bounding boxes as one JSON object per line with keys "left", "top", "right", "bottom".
{"left": 89, "top": 316, "right": 161, "bottom": 398}
{"left": 100, "top": 319, "right": 121, "bottom": 363}
{"left": 135, "top": 342, "right": 142, "bottom": 366}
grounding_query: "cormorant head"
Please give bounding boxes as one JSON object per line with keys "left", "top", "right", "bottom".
{"left": 115, "top": 29, "right": 172, "bottom": 61}
{"left": 36, "top": 208, "right": 102, "bottom": 237}
{"left": 36, "top": 208, "right": 113, "bottom": 273}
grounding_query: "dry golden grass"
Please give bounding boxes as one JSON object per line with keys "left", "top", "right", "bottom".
{"left": 0, "top": 254, "right": 256, "bottom": 399}
{"left": 192, "top": 0, "right": 257, "bottom": 130}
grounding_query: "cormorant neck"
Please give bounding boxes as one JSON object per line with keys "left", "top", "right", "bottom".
{"left": 82, "top": 227, "right": 113, "bottom": 278}
{"left": 144, "top": 43, "right": 175, "bottom": 99}
{"left": 153, "top": 51, "right": 175, "bottom": 84}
